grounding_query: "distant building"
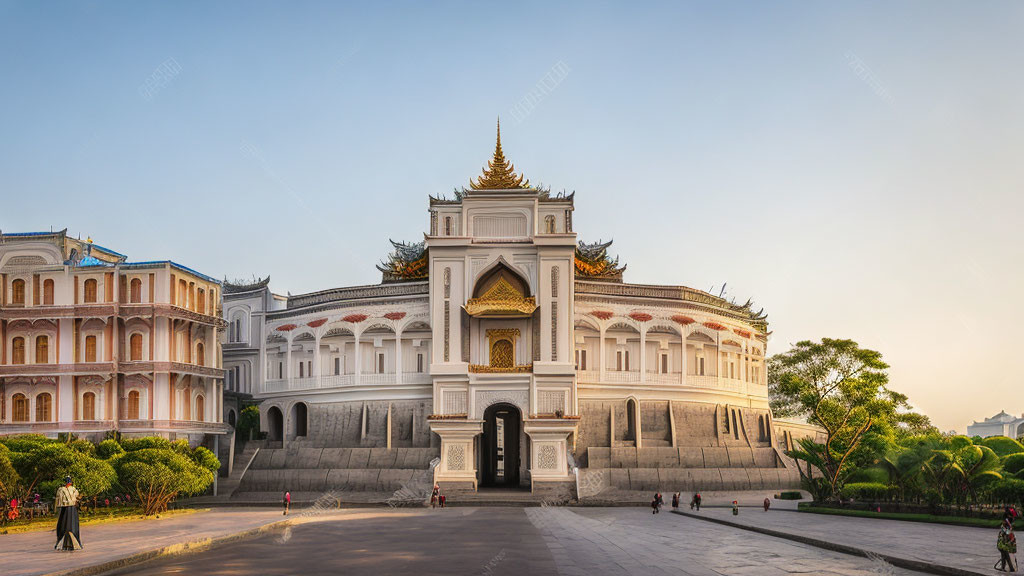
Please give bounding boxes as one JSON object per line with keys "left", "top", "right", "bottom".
{"left": 967, "top": 411, "right": 1024, "bottom": 439}
{"left": 0, "top": 230, "right": 229, "bottom": 446}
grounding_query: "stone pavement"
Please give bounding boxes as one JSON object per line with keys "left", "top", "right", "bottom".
{"left": 675, "top": 507, "right": 997, "bottom": 575}
{"left": 103, "top": 507, "right": 930, "bottom": 576}
{"left": 0, "top": 508, "right": 284, "bottom": 576}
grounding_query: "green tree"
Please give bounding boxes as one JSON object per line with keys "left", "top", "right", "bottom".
{"left": 237, "top": 405, "right": 261, "bottom": 441}
{"left": 115, "top": 448, "right": 215, "bottom": 515}
{"left": 0, "top": 448, "right": 20, "bottom": 499}
{"left": 25, "top": 443, "right": 116, "bottom": 500}
{"left": 772, "top": 338, "right": 915, "bottom": 499}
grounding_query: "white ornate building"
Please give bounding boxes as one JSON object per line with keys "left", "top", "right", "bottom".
{"left": 0, "top": 230, "right": 229, "bottom": 445}
{"left": 967, "top": 411, "right": 1024, "bottom": 439}
{"left": 225, "top": 124, "right": 804, "bottom": 498}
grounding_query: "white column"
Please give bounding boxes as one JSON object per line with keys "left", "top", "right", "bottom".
{"left": 599, "top": 327, "right": 606, "bottom": 382}
{"left": 639, "top": 328, "right": 647, "bottom": 383}
{"left": 680, "top": 330, "right": 687, "bottom": 386}
{"left": 395, "top": 331, "right": 403, "bottom": 384}
{"left": 354, "top": 333, "right": 362, "bottom": 385}
{"left": 312, "top": 334, "right": 322, "bottom": 382}
{"left": 285, "top": 336, "right": 293, "bottom": 380}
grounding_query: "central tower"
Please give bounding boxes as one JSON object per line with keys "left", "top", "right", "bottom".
{"left": 427, "top": 121, "right": 579, "bottom": 494}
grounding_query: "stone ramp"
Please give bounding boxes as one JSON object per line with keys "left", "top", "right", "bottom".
{"left": 234, "top": 446, "right": 439, "bottom": 498}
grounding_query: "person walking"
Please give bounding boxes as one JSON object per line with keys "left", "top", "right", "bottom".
{"left": 694, "top": 492, "right": 701, "bottom": 511}
{"left": 732, "top": 500, "right": 739, "bottom": 516}
{"left": 763, "top": 497, "right": 771, "bottom": 512}
{"left": 997, "top": 518, "right": 1018, "bottom": 572}
{"left": 54, "top": 476, "right": 82, "bottom": 551}
{"left": 431, "top": 484, "right": 439, "bottom": 509}
{"left": 283, "top": 491, "right": 291, "bottom": 515}
{"left": 672, "top": 492, "right": 680, "bottom": 509}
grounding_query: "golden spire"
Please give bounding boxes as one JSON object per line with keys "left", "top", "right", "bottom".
{"left": 469, "top": 118, "right": 530, "bottom": 190}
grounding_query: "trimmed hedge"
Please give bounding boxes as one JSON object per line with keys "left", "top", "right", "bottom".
{"left": 840, "top": 482, "right": 892, "bottom": 501}
{"left": 983, "top": 436, "right": 1024, "bottom": 458}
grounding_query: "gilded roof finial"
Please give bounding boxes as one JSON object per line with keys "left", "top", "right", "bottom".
{"left": 469, "top": 118, "right": 530, "bottom": 190}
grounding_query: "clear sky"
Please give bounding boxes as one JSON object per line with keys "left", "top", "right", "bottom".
{"left": 2, "top": 1, "right": 1022, "bottom": 433}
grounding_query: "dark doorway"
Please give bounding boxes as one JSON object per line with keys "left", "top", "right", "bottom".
{"left": 267, "top": 406, "right": 283, "bottom": 441}
{"left": 481, "top": 403, "right": 521, "bottom": 487}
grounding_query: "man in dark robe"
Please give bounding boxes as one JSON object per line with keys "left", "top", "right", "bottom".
{"left": 54, "top": 476, "right": 82, "bottom": 551}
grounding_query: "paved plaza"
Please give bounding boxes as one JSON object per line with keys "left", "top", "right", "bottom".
{"left": 3, "top": 506, "right": 1008, "bottom": 576}
{"left": 104, "top": 507, "right": 933, "bottom": 576}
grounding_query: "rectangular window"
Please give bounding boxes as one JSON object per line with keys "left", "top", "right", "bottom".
{"left": 698, "top": 357, "right": 705, "bottom": 376}
{"left": 85, "top": 335, "right": 97, "bottom": 363}
{"left": 377, "top": 353, "right": 385, "bottom": 374}
{"left": 334, "top": 357, "right": 341, "bottom": 375}
{"left": 278, "top": 362, "right": 283, "bottom": 379}
{"left": 616, "top": 351, "right": 622, "bottom": 371}
{"left": 624, "top": 350, "right": 630, "bottom": 372}
{"left": 299, "top": 362, "right": 304, "bottom": 378}
{"left": 235, "top": 366, "right": 241, "bottom": 391}
{"left": 661, "top": 354, "right": 668, "bottom": 374}
{"left": 417, "top": 353, "right": 424, "bottom": 373}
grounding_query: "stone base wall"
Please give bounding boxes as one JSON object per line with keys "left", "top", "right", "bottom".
{"left": 236, "top": 446, "right": 439, "bottom": 494}
{"left": 302, "top": 400, "right": 435, "bottom": 448}
{"left": 604, "top": 467, "right": 800, "bottom": 492}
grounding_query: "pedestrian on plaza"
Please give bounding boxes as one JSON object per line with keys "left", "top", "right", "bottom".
{"left": 439, "top": 492, "right": 446, "bottom": 508}
{"left": 996, "top": 517, "right": 1018, "bottom": 572}
{"left": 431, "top": 484, "right": 439, "bottom": 509}
{"left": 1006, "top": 505, "right": 1020, "bottom": 526}
{"left": 672, "top": 492, "right": 680, "bottom": 509}
{"left": 763, "top": 497, "right": 771, "bottom": 512}
{"left": 732, "top": 500, "right": 739, "bottom": 516}
{"left": 651, "top": 497, "right": 659, "bottom": 514}
{"left": 695, "top": 492, "right": 701, "bottom": 511}
{"left": 54, "top": 476, "right": 82, "bottom": 551}
{"left": 656, "top": 492, "right": 664, "bottom": 511}
{"left": 283, "top": 491, "right": 291, "bottom": 515}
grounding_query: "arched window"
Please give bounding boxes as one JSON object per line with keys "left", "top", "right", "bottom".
{"left": 85, "top": 335, "right": 97, "bottom": 363}
{"left": 12, "top": 337, "right": 26, "bottom": 364}
{"left": 35, "top": 335, "right": 48, "bottom": 364}
{"left": 544, "top": 214, "right": 555, "bottom": 233}
{"left": 490, "top": 339, "right": 514, "bottom": 369}
{"left": 130, "top": 278, "right": 142, "bottom": 303}
{"left": 11, "top": 279, "right": 25, "bottom": 305}
{"left": 35, "top": 393, "right": 52, "bottom": 422}
{"left": 82, "top": 392, "right": 96, "bottom": 420}
{"left": 196, "top": 289, "right": 205, "bottom": 314}
{"left": 195, "top": 395, "right": 205, "bottom": 422}
{"left": 43, "top": 279, "right": 54, "bottom": 305}
{"left": 12, "top": 393, "right": 29, "bottom": 422}
{"left": 178, "top": 279, "right": 187, "bottom": 307}
{"left": 195, "top": 342, "right": 205, "bottom": 366}
{"left": 126, "top": 390, "right": 140, "bottom": 420}
{"left": 130, "top": 333, "right": 143, "bottom": 361}
{"left": 83, "top": 279, "right": 98, "bottom": 303}
{"left": 444, "top": 216, "right": 452, "bottom": 236}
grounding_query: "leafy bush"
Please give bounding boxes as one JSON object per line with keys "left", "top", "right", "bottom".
{"left": 778, "top": 491, "right": 803, "bottom": 500}
{"left": 97, "top": 439, "right": 126, "bottom": 460}
{"left": 982, "top": 436, "right": 1024, "bottom": 459}
{"left": 0, "top": 434, "right": 54, "bottom": 453}
{"left": 845, "top": 466, "right": 889, "bottom": 484}
{"left": 0, "top": 451, "right": 20, "bottom": 498}
{"left": 987, "top": 478, "right": 1024, "bottom": 508}
{"left": 949, "top": 435, "right": 975, "bottom": 450}
{"left": 121, "top": 437, "right": 172, "bottom": 452}
{"left": 68, "top": 438, "right": 97, "bottom": 456}
{"left": 840, "top": 482, "right": 892, "bottom": 501}
{"left": 190, "top": 446, "right": 221, "bottom": 473}
{"left": 237, "top": 405, "right": 261, "bottom": 440}
{"left": 115, "top": 448, "right": 215, "bottom": 515}
{"left": 29, "top": 444, "right": 116, "bottom": 499}
{"left": 1003, "top": 453, "right": 1024, "bottom": 476}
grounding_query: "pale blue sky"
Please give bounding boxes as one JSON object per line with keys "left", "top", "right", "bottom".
{"left": 2, "top": 1, "right": 1022, "bottom": 432}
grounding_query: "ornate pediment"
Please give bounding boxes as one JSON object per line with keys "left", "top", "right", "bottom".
{"left": 465, "top": 277, "right": 537, "bottom": 317}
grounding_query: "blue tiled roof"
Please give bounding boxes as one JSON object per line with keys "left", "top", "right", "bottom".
{"left": 124, "top": 261, "right": 220, "bottom": 284}
{"left": 77, "top": 256, "right": 109, "bottom": 267}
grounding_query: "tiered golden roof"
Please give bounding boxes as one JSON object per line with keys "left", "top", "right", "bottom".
{"left": 469, "top": 119, "right": 530, "bottom": 190}
{"left": 464, "top": 277, "right": 537, "bottom": 316}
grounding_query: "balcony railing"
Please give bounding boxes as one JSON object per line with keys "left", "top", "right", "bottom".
{"left": 575, "top": 369, "right": 766, "bottom": 396}
{"left": 262, "top": 371, "right": 431, "bottom": 394}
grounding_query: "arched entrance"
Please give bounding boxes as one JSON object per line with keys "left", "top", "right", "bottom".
{"left": 290, "top": 402, "right": 308, "bottom": 439}
{"left": 267, "top": 406, "right": 283, "bottom": 441}
{"left": 480, "top": 403, "right": 522, "bottom": 488}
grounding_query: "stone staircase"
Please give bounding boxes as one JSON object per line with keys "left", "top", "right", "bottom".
{"left": 217, "top": 442, "right": 261, "bottom": 498}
